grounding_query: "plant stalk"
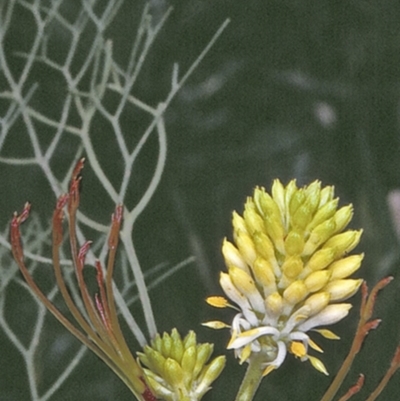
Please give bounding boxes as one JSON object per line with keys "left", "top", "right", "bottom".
{"left": 234, "top": 354, "right": 265, "bottom": 401}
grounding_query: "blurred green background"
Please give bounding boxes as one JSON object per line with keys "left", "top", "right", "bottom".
{"left": 1, "top": 1, "right": 400, "bottom": 400}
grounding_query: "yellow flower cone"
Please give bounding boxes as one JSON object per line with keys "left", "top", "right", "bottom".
{"left": 138, "top": 329, "right": 226, "bottom": 401}
{"left": 206, "top": 179, "right": 363, "bottom": 374}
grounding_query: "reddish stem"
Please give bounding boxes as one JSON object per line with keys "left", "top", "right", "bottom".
{"left": 142, "top": 384, "right": 158, "bottom": 401}
{"left": 94, "top": 260, "right": 112, "bottom": 329}
{"left": 77, "top": 241, "right": 92, "bottom": 271}
{"left": 365, "top": 345, "right": 400, "bottom": 401}
{"left": 320, "top": 277, "right": 392, "bottom": 401}
{"left": 337, "top": 374, "right": 364, "bottom": 401}
{"left": 363, "top": 276, "right": 393, "bottom": 321}
{"left": 10, "top": 159, "right": 155, "bottom": 401}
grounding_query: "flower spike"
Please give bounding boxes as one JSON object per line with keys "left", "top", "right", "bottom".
{"left": 206, "top": 179, "right": 364, "bottom": 376}
{"left": 138, "top": 329, "right": 226, "bottom": 401}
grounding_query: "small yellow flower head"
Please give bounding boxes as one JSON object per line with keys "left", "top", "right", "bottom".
{"left": 137, "top": 329, "right": 226, "bottom": 401}
{"left": 207, "top": 179, "right": 363, "bottom": 374}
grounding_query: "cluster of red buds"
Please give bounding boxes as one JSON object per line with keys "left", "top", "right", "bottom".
{"left": 10, "top": 159, "right": 156, "bottom": 401}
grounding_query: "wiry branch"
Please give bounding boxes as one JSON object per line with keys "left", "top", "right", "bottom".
{"left": 0, "top": 0, "right": 228, "bottom": 399}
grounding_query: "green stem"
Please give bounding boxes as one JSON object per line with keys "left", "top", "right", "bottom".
{"left": 235, "top": 354, "right": 265, "bottom": 401}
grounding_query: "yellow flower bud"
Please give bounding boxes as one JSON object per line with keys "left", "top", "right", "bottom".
{"left": 329, "top": 254, "right": 364, "bottom": 280}
{"left": 264, "top": 213, "right": 285, "bottom": 254}
{"left": 284, "top": 229, "right": 305, "bottom": 255}
{"left": 222, "top": 239, "right": 248, "bottom": 273}
{"left": 196, "top": 355, "right": 226, "bottom": 397}
{"left": 303, "top": 180, "right": 321, "bottom": 212}
{"left": 282, "top": 255, "right": 303, "bottom": 279}
{"left": 304, "top": 271, "right": 331, "bottom": 293}
{"left": 318, "top": 185, "right": 335, "bottom": 207}
{"left": 164, "top": 358, "right": 184, "bottom": 387}
{"left": 244, "top": 199, "right": 265, "bottom": 234}
{"left": 303, "top": 292, "right": 330, "bottom": 315}
{"left": 229, "top": 266, "right": 257, "bottom": 296}
{"left": 306, "top": 247, "right": 336, "bottom": 271}
{"left": 144, "top": 346, "right": 166, "bottom": 375}
{"left": 252, "top": 231, "right": 278, "bottom": 268}
{"left": 229, "top": 266, "right": 264, "bottom": 313}
{"left": 283, "top": 280, "right": 308, "bottom": 304}
{"left": 272, "top": 179, "right": 286, "bottom": 216}
{"left": 170, "top": 329, "right": 184, "bottom": 363}
{"left": 235, "top": 231, "right": 257, "bottom": 267}
{"left": 324, "top": 279, "right": 363, "bottom": 301}
{"left": 306, "top": 198, "right": 338, "bottom": 232}
{"left": 291, "top": 203, "right": 313, "bottom": 229}
{"left": 254, "top": 187, "right": 281, "bottom": 221}
{"left": 194, "top": 343, "right": 213, "bottom": 378}
{"left": 162, "top": 331, "right": 173, "bottom": 358}
{"left": 254, "top": 188, "right": 285, "bottom": 252}
{"left": 333, "top": 204, "right": 353, "bottom": 233}
{"left": 232, "top": 211, "right": 248, "bottom": 237}
{"left": 265, "top": 292, "right": 284, "bottom": 316}
{"left": 303, "top": 218, "right": 336, "bottom": 256}
{"left": 323, "top": 230, "right": 362, "bottom": 259}
{"left": 181, "top": 345, "right": 197, "bottom": 378}
{"left": 183, "top": 331, "right": 197, "bottom": 349}
{"left": 284, "top": 180, "right": 298, "bottom": 212}
{"left": 289, "top": 188, "right": 306, "bottom": 216}
{"left": 252, "top": 257, "right": 276, "bottom": 293}
{"left": 152, "top": 333, "right": 163, "bottom": 354}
